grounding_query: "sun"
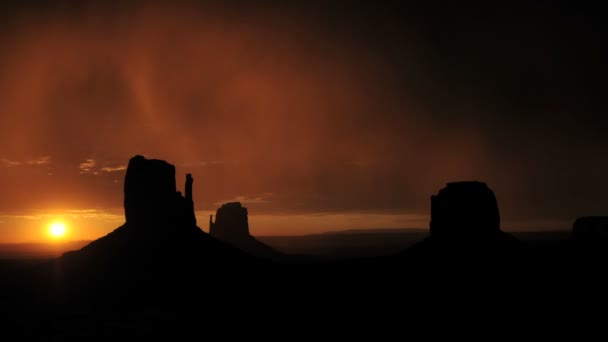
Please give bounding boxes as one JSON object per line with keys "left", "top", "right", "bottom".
{"left": 49, "top": 222, "right": 67, "bottom": 238}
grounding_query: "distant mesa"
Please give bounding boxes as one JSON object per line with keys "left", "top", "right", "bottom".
{"left": 210, "top": 202, "right": 249, "bottom": 240}
{"left": 571, "top": 216, "right": 608, "bottom": 250}
{"left": 210, "top": 202, "right": 283, "bottom": 260}
{"left": 409, "top": 181, "right": 520, "bottom": 257}
{"left": 430, "top": 181, "right": 500, "bottom": 239}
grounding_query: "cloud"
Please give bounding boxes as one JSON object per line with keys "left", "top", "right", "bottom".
{"left": 0, "top": 209, "right": 124, "bottom": 222}
{"left": 101, "top": 165, "right": 127, "bottom": 172}
{"left": 79, "top": 159, "right": 96, "bottom": 174}
{"left": 79, "top": 160, "right": 126, "bottom": 174}
{"left": 65, "top": 209, "right": 123, "bottom": 221}
{"left": 25, "top": 156, "right": 51, "bottom": 165}
{"left": 181, "top": 160, "right": 225, "bottom": 167}
{"left": 0, "top": 214, "right": 44, "bottom": 220}
{"left": 66, "top": 209, "right": 98, "bottom": 214}
{"left": 1, "top": 156, "right": 50, "bottom": 167}
{"left": 214, "top": 195, "right": 270, "bottom": 206}
{"left": 0, "top": 158, "right": 21, "bottom": 167}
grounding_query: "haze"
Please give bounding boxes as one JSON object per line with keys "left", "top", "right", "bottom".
{"left": 1, "top": 2, "right": 606, "bottom": 242}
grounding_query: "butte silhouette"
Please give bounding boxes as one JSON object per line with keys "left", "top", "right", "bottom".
{"left": 407, "top": 181, "right": 521, "bottom": 260}
{"left": 570, "top": 216, "right": 608, "bottom": 257}
{"left": 209, "top": 202, "right": 283, "bottom": 260}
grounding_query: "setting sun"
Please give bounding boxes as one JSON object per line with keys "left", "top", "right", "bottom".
{"left": 49, "top": 222, "right": 67, "bottom": 238}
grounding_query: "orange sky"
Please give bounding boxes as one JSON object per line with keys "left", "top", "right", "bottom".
{"left": 0, "top": 2, "right": 606, "bottom": 242}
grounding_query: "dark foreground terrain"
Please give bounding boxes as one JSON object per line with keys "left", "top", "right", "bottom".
{"left": 0, "top": 229, "right": 604, "bottom": 338}
{"left": 1, "top": 230, "right": 606, "bottom": 339}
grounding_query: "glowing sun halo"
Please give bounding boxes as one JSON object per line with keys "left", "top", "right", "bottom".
{"left": 49, "top": 222, "right": 67, "bottom": 238}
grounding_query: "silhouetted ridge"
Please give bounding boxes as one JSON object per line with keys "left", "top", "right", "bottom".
{"left": 210, "top": 202, "right": 284, "bottom": 260}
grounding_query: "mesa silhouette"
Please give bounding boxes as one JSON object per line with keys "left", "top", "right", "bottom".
{"left": 210, "top": 202, "right": 284, "bottom": 261}
{"left": 407, "top": 181, "right": 522, "bottom": 262}
{"left": 570, "top": 216, "right": 608, "bottom": 257}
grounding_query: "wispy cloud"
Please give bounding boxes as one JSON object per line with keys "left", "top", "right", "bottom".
{"left": 214, "top": 195, "right": 270, "bottom": 206}
{"left": 65, "top": 209, "right": 123, "bottom": 221}
{"left": 25, "top": 156, "right": 51, "bottom": 165}
{"left": 0, "top": 158, "right": 21, "bottom": 167}
{"left": 0, "top": 214, "right": 44, "bottom": 220}
{"left": 66, "top": 209, "right": 98, "bottom": 214}
{"left": 1, "top": 156, "right": 51, "bottom": 167}
{"left": 182, "top": 160, "right": 225, "bottom": 167}
{"left": 79, "top": 159, "right": 96, "bottom": 174}
{"left": 78, "top": 159, "right": 126, "bottom": 175}
{"left": 0, "top": 209, "right": 124, "bottom": 223}
{"left": 100, "top": 165, "right": 126, "bottom": 172}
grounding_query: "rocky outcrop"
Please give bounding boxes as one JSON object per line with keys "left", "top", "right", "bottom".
{"left": 210, "top": 202, "right": 283, "bottom": 260}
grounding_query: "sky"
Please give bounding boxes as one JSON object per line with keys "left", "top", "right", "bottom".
{"left": 0, "top": 1, "right": 606, "bottom": 242}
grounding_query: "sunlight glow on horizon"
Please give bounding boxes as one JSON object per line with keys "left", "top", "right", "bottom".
{"left": 48, "top": 221, "right": 67, "bottom": 239}
{"left": 0, "top": 209, "right": 574, "bottom": 243}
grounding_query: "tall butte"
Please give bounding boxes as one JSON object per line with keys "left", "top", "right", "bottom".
{"left": 123, "top": 155, "right": 197, "bottom": 239}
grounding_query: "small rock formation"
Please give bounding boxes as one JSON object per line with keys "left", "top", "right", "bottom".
{"left": 210, "top": 202, "right": 283, "bottom": 260}
{"left": 408, "top": 181, "right": 520, "bottom": 259}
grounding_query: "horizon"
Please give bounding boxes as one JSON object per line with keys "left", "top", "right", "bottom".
{"left": 0, "top": 221, "right": 573, "bottom": 260}
{"left": 0, "top": 198, "right": 574, "bottom": 244}
{"left": 1, "top": 1, "right": 606, "bottom": 244}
